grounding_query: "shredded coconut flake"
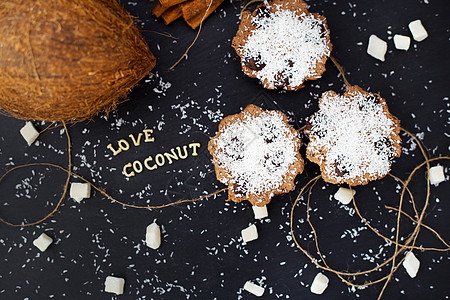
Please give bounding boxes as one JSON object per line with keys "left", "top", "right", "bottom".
{"left": 243, "top": 8, "right": 331, "bottom": 89}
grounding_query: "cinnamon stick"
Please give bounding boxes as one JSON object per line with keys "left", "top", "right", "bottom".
{"left": 151, "top": 3, "right": 168, "bottom": 18}
{"left": 182, "top": 0, "right": 225, "bottom": 29}
{"left": 161, "top": 4, "right": 184, "bottom": 25}
{"left": 159, "top": 0, "right": 189, "bottom": 7}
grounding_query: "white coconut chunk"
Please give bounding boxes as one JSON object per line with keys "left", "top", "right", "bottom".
{"left": 310, "top": 272, "right": 329, "bottom": 295}
{"left": 367, "top": 34, "right": 388, "bottom": 61}
{"left": 252, "top": 205, "right": 268, "bottom": 219}
{"left": 428, "top": 165, "right": 446, "bottom": 186}
{"left": 241, "top": 224, "right": 258, "bottom": 243}
{"left": 145, "top": 222, "right": 161, "bottom": 250}
{"left": 20, "top": 122, "right": 40, "bottom": 146}
{"left": 409, "top": 20, "right": 428, "bottom": 42}
{"left": 69, "top": 182, "right": 91, "bottom": 203}
{"left": 393, "top": 34, "right": 411, "bottom": 50}
{"left": 334, "top": 187, "right": 356, "bottom": 205}
{"left": 104, "top": 276, "right": 125, "bottom": 295}
{"left": 33, "top": 233, "right": 53, "bottom": 252}
{"left": 403, "top": 252, "right": 420, "bottom": 278}
{"left": 243, "top": 281, "right": 265, "bottom": 297}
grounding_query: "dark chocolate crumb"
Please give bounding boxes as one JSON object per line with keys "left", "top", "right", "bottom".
{"left": 231, "top": 181, "right": 247, "bottom": 197}
{"left": 334, "top": 160, "right": 349, "bottom": 177}
{"left": 244, "top": 56, "right": 266, "bottom": 71}
{"left": 274, "top": 71, "right": 289, "bottom": 89}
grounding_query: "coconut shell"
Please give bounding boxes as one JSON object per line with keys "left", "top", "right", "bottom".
{"left": 0, "top": 0, "right": 156, "bottom": 121}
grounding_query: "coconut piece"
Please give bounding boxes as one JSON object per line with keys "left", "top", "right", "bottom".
{"left": 409, "top": 20, "right": 428, "bottom": 42}
{"left": 104, "top": 276, "right": 125, "bottom": 295}
{"left": 252, "top": 205, "right": 268, "bottom": 219}
{"left": 367, "top": 34, "right": 387, "bottom": 61}
{"left": 393, "top": 34, "right": 411, "bottom": 51}
{"left": 146, "top": 222, "right": 162, "bottom": 250}
{"left": 20, "top": 122, "right": 39, "bottom": 146}
{"left": 428, "top": 165, "right": 446, "bottom": 186}
{"left": 33, "top": 233, "right": 53, "bottom": 252}
{"left": 243, "top": 281, "right": 265, "bottom": 297}
{"left": 334, "top": 187, "right": 356, "bottom": 205}
{"left": 70, "top": 182, "right": 91, "bottom": 203}
{"left": 0, "top": 0, "right": 156, "bottom": 121}
{"left": 310, "top": 272, "right": 329, "bottom": 295}
{"left": 241, "top": 224, "right": 258, "bottom": 243}
{"left": 403, "top": 252, "right": 420, "bottom": 278}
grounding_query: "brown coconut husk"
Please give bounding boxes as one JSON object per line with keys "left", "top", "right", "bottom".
{"left": 0, "top": 0, "right": 156, "bottom": 122}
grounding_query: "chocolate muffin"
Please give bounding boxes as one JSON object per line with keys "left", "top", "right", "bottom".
{"left": 232, "top": 0, "right": 332, "bottom": 90}
{"left": 208, "top": 104, "right": 304, "bottom": 206}
{"left": 305, "top": 86, "right": 402, "bottom": 186}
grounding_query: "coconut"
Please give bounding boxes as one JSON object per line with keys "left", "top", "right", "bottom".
{"left": 0, "top": 0, "right": 156, "bottom": 121}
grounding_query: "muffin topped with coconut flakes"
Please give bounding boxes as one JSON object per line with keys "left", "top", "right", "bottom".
{"left": 305, "top": 86, "right": 402, "bottom": 186}
{"left": 232, "top": 0, "right": 332, "bottom": 90}
{"left": 208, "top": 105, "right": 304, "bottom": 206}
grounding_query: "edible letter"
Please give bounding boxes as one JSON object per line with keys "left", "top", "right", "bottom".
{"left": 189, "top": 143, "right": 201, "bottom": 156}
{"left": 123, "top": 163, "right": 135, "bottom": 177}
{"left": 107, "top": 144, "right": 122, "bottom": 156}
{"left": 143, "top": 129, "right": 155, "bottom": 142}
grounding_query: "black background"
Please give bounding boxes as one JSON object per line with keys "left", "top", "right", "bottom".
{"left": 0, "top": 0, "right": 449, "bottom": 299}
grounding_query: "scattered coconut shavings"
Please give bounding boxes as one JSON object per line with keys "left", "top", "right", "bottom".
{"left": 236, "top": 0, "right": 331, "bottom": 90}
{"left": 306, "top": 86, "right": 401, "bottom": 185}
{"left": 209, "top": 105, "right": 303, "bottom": 205}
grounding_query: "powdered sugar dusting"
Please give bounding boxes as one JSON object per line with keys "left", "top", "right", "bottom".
{"left": 211, "top": 109, "right": 299, "bottom": 199}
{"left": 243, "top": 8, "right": 331, "bottom": 89}
{"left": 307, "top": 88, "right": 401, "bottom": 184}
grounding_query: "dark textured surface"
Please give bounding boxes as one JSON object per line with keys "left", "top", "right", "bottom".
{"left": 0, "top": 0, "right": 449, "bottom": 299}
